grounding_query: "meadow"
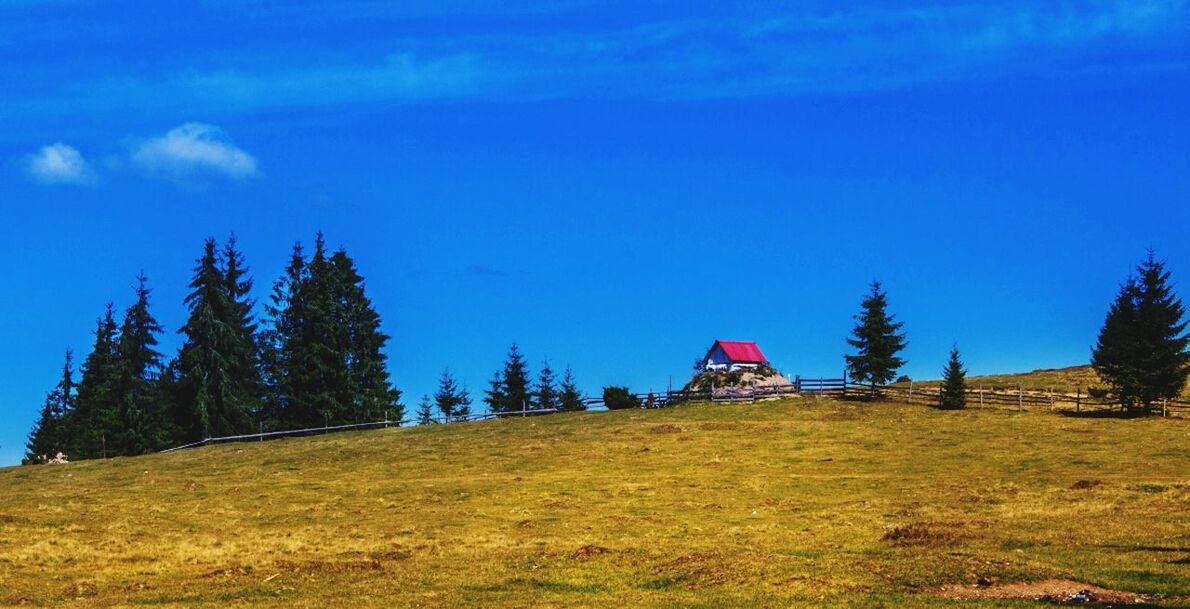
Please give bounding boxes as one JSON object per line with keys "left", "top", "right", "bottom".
{"left": 0, "top": 397, "right": 1186, "bottom": 608}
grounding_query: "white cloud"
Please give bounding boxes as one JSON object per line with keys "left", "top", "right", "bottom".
{"left": 25, "top": 143, "right": 96, "bottom": 185}
{"left": 130, "top": 123, "right": 258, "bottom": 182}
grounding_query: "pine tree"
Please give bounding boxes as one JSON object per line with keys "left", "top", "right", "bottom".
{"left": 1092, "top": 253, "right": 1190, "bottom": 413}
{"left": 455, "top": 384, "right": 472, "bottom": 421}
{"left": 263, "top": 234, "right": 402, "bottom": 428}
{"left": 939, "top": 346, "right": 967, "bottom": 409}
{"left": 26, "top": 350, "right": 75, "bottom": 461}
{"left": 68, "top": 304, "right": 121, "bottom": 458}
{"left": 110, "top": 273, "right": 169, "bottom": 454}
{"left": 435, "top": 369, "right": 463, "bottom": 421}
{"left": 221, "top": 235, "right": 262, "bottom": 425}
{"left": 483, "top": 371, "right": 505, "bottom": 414}
{"left": 500, "top": 344, "right": 531, "bottom": 413}
{"left": 174, "top": 238, "right": 255, "bottom": 442}
{"left": 260, "top": 242, "right": 307, "bottom": 428}
{"left": 293, "top": 232, "right": 344, "bottom": 427}
{"left": 328, "top": 247, "right": 402, "bottom": 423}
{"left": 535, "top": 359, "right": 558, "bottom": 411}
{"left": 558, "top": 367, "right": 585, "bottom": 412}
{"left": 416, "top": 395, "right": 436, "bottom": 425}
{"left": 845, "top": 281, "right": 908, "bottom": 397}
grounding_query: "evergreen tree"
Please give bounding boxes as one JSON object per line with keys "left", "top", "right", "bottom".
{"left": 328, "top": 247, "right": 403, "bottom": 423}
{"left": 455, "top": 384, "right": 472, "bottom": 421}
{"left": 220, "top": 235, "right": 262, "bottom": 424}
{"left": 259, "top": 242, "right": 307, "bottom": 428}
{"left": 1092, "top": 253, "right": 1190, "bottom": 413}
{"left": 263, "top": 234, "right": 402, "bottom": 428}
{"left": 535, "top": 359, "right": 558, "bottom": 411}
{"left": 845, "top": 281, "right": 908, "bottom": 397}
{"left": 416, "top": 394, "right": 436, "bottom": 425}
{"left": 939, "top": 346, "right": 967, "bottom": 409}
{"left": 110, "top": 273, "right": 169, "bottom": 454}
{"left": 26, "top": 350, "right": 74, "bottom": 461}
{"left": 500, "top": 344, "right": 531, "bottom": 413}
{"left": 483, "top": 371, "right": 505, "bottom": 414}
{"left": 435, "top": 369, "right": 464, "bottom": 421}
{"left": 558, "top": 367, "right": 586, "bottom": 412}
{"left": 174, "top": 238, "right": 255, "bottom": 442}
{"left": 68, "top": 304, "right": 121, "bottom": 458}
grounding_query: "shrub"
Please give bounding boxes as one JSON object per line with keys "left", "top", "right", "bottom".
{"left": 603, "top": 386, "right": 641, "bottom": 410}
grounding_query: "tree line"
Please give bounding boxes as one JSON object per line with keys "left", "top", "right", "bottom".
{"left": 26, "top": 233, "right": 402, "bottom": 462}
{"left": 412, "top": 345, "right": 586, "bottom": 424}
{"left": 842, "top": 252, "right": 1189, "bottom": 413}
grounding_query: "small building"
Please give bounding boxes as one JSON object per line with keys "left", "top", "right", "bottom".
{"left": 700, "top": 340, "right": 769, "bottom": 372}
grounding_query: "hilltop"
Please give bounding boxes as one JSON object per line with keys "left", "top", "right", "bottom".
{"left": 0, "top": 398, "right": 1186, "bottom": 608}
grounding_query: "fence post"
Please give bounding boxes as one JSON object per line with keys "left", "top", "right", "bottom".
{"left": 1018, "top": 386, "right": 1023, "bottom": 411}
{"left": 979, "top": 385, "right": 984, "bottom": 408}
{"left": 1163, "top": 398, "right": 1168, "bottom": 417}
{"left": 1076, "top": 387, "right": 1081, "bottom": 413}
{"left": 908, "top": 381, "right": 914, "bottom": 404}
{"left": 1049, "top": 387, "right": 1054, "bottom": 411}
{"left": 795, "top": 375, "right": 801, "bottom": 394}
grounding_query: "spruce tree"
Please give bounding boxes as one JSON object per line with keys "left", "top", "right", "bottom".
{"left": 174, "top": 238, "right": 254, "bottom": 441}
{"left": 1092, "top": 253, "right": 1190, "bottom": 413}
{"left": 221, "top": 235, "right": 262, "bottom": 425}
{"left": 455, "top": 384, "right": 472, "bottom": 421}
{"left": 26, "top": 350, "right": 74, "bottom": 461}
{"left": 558, "top": 367, "right": 585, "bottom": 412}
{"left": 69, "top": 304, "right": 121, "bottom": 458}
{"left": 845, "top": 281, "right": 908, "bottom": 397}
{"left": 111, "top": 273, "right": 169, "bottom": 454}
{"left": 435, "top": 369, "right": 464, "bottom": 421}
{"left": 416, "top": 394, "right": 436, "bottom": 425}
{"left": 260, "top": 242, "right": 307, "bottom": 428}
{"left": 293, "top": 232, "right": 344, "bottom": 427}
{"left": 483, "top": 371, "right": 505, "bottom": 414}
{"left": 328, "top": 247, "right": 403, "bottom": 423}
{"left": 939, "top": 346, "right": 967, "bottom": 409}
{"left": 535, "top": 359, "right": 558, "bottom": 411}
{"left": 500, "top": 344, "right": 531, "bottom": 413}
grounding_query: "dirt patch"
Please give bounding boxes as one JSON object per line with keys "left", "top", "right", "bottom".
{"left": 204, "top": 565, "right": 255, "bottom": 578}
{"left": 882, "top": 521, "right": 973, "bottom": 547}
{"left": 649, "top": 424, "right": 685, "bottom": 434}
{"left": 573, "top": 544, "right": 610, "bottom": 560}
{"left": 1070, "top": 479, "right": 1104, "bottom": 490}
{"left": 934, "top": 579, "right": 1150, "bottom": 604}
{"left": 274, "top": 558, "right": 383, "bottom": 574}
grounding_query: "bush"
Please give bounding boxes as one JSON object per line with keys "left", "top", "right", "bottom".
{"left": 603, "top": 386, "right": 641, "bottom": 410}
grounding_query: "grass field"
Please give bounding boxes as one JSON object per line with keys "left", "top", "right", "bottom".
{"left": 0, "top": 398, "right": 1186, "bottom": 608}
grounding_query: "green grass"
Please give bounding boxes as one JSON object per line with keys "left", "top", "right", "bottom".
{"left": 0, "top": 398, "right": 1186, "bottom": 608}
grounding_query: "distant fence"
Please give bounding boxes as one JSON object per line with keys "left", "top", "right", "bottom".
{"left": 160, "top": 408, "right": 559, "bottom": 453}
{"left": 160, "top": 376, "right": 1185, "bottom": 453}
{"left": 881, "top": 383, "right": 1189, "bottom": 416}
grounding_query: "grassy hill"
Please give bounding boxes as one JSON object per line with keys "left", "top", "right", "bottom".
{"left": 900, "top": 364, "right": 1190, "bottom": 397}
{"left": 0, "top": 398, "right": 1186, "bottom": 608}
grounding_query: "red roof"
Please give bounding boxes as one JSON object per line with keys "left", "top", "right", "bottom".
{"left": 715, "top": 340, "right": 768, "bottom": 364}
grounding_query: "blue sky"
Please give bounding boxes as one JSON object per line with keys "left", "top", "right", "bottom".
{"left": 2, "top": 1, "right": 1189, "bottom": 464}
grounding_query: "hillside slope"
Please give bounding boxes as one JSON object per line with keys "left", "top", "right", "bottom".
{"left": 0, "top": 399, "right": 1186, "bottom": 608}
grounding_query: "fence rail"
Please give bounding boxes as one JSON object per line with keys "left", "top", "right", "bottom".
{"left": 160, "top": 408, "right": 562, "bottom": 453}
{"left": 881, "top": 383, "right": 1190, "bottom": 416}
{"left": 160, "top": 377, "right": 1185, "bottom": 453}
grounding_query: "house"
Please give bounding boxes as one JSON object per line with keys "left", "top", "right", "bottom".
{"left": 700, "top": 340, "right": 769, "bottom": 372}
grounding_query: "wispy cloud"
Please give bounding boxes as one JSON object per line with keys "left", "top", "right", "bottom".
{"left": 6, "top": 1, "right": 1189, "bottom": 119}
{"left": 129, "top": 123, "right": 258, "bottom": 182}
{"left": 24, "top": 143, "right": 96, "bottom": 185}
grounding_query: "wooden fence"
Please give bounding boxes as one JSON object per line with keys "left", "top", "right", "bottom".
{"left": 881, "top": 383, "right": 1189, "bottom": 416}
{"left": 161, "top": 377, "right": 1185, "bottom": 453}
